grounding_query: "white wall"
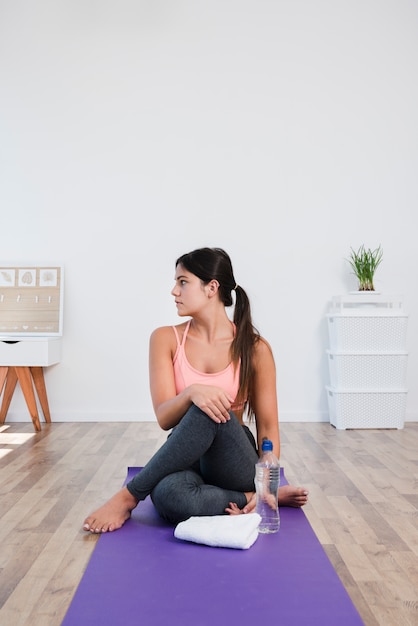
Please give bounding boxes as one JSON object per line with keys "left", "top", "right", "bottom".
{"left": 1, "top": 0, "right": 417, "bottom": 424}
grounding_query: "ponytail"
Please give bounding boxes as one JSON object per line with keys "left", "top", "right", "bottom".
{"left": 231, "top": 285, "right": 260, "bottom": 419}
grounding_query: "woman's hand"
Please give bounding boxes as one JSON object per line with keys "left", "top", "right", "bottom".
{"left": 225, "top": 493, "right": 256, "bottom": 515}
{"left": 188, "top": 384, "right": 234, "bottom": 423}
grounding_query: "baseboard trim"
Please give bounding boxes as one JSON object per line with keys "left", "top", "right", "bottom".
{"left": 3, "top": 409, "right": 417, "bottom": 424}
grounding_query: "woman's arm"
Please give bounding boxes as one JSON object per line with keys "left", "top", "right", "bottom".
{"left": 251, "top": 338, "right": 281, "bottom": 458}
{"left": 149, "top": 326, "right": 234, "bottom": 430}
{"left": 149, "top": 326, "right": 192, "bottom": 430}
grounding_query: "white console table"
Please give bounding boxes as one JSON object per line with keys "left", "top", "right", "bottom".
{"left": 0, "top": 338, "right": 62, "bottom": 432}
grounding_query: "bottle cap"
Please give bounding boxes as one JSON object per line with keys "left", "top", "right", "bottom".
{"left": 261, "top": 439, "right": 273, "bottom": 451}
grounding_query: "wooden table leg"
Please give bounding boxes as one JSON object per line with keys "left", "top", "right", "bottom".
{"left": 0, "top": 365, "right": 52, "bottom": 431}
{"left": 0, "top": 366, "right": 9, "bottom": 424}
{"left": 30, "top": 367, "right": 51, "bottom": 423}
{"left": 0, "top": 366, "right": 18, "bottom": 424}
{"left": 0, "top": 366, "right": 8, "bottom": 393}
{"left": 15, "top": 367, "right": 42, "bottom": 432}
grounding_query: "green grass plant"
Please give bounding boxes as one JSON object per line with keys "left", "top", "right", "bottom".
{"left": 348, "top": 244, "right": 383, "bottom": 291}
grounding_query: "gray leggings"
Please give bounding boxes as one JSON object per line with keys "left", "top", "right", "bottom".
{"left": 126, "top": 404, "right": 259, "bottom": 524}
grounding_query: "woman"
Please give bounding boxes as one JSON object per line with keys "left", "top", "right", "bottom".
{"left": 83, "top": 248, "right": 308, "bottom": 533}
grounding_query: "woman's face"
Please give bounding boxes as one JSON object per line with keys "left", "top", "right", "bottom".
{"left": 171, "top": 264, "right": 208, "bottom": 317}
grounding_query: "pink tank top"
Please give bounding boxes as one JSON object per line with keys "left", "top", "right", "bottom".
{"left": 172, "top": 320, "right": 242, "bottom": 409}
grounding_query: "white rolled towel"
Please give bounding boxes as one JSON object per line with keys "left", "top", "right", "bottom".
{"left": 174, "top": 513, "right": 261, "bottom": 549}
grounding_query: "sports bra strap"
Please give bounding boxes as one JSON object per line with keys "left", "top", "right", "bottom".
{"left": 172, "top": 320, "right": 191, "bottom": 347}
{"left": 172, "top": 325, "right": 180, "bottom": 346}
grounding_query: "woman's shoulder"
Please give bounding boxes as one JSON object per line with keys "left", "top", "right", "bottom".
{"left": 150, "top": 322, "right": 189, "bottom": 344}
{"left": 151, "top": 322, "right": 192, "bottom": 359}
{"left": 253, "top": 335, "right": 274, "bottom": 361}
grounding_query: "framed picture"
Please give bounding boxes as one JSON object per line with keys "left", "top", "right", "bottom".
{"left": 0, "top": 266, "right": 64, "bottom": 336}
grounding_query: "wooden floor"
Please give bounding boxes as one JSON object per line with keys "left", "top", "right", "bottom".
{"left": 0, "top": 421, "right": 417, "bottom": 626}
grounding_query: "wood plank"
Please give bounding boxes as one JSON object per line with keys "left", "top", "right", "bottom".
{"left": 0, "top": 421, "right": 417, "bottom": 626}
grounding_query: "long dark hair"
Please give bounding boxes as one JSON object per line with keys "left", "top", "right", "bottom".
{"left": 175, "top": 247, "right": 260, "bottom": 418}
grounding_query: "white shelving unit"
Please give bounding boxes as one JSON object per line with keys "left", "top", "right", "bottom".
{"left": 326, "top": 294, "right": 408, "bottom": 429}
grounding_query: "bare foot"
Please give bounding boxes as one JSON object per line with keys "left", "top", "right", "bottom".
{"left": 226, "top": 485, "right": 308, "bottom": 515}
{"left": 83, "top": 487, "right": 139, "bottom": 533}
{"left": 278, "top": 484, "right": 308, "bottom": 508}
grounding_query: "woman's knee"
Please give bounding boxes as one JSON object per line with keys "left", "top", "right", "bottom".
{"left": 181, "top": 403, "right": 215, "bottom": 426}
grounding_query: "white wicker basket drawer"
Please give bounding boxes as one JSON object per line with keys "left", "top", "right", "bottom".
{"left": 327, "top": 352, "right": 408, "bottom": 388}
{"left": 327, "top": 315, "right": 408, "bottom": 351}
{"left": 326, "top": 387, "right": 407, "bottom": 430}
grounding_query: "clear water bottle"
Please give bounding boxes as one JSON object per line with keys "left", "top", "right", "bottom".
{"left": 255, "top": 439, "right": 280, "bottom": 533}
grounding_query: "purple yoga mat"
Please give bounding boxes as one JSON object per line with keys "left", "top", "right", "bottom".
{"left": 63, "top": 467, "right": 364, "bottom": 626}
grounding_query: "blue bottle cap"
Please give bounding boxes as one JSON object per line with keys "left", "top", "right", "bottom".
{"left": 261, "top": 439, "right": 273, "bottom": 451}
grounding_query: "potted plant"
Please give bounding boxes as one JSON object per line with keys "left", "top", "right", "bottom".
{"left": 347, "top": 244, "right": 383, "bottom": 291}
